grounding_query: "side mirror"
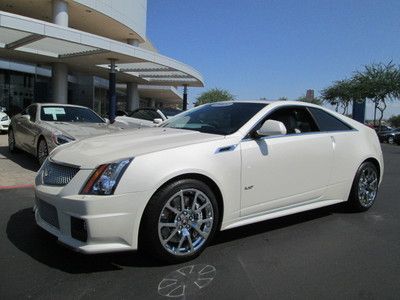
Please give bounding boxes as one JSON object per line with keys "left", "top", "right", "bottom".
{"left": 255, "top": 119, "right": 287, "bottom": 137}
{"left": 22, "top": 114, "right": 31, "bottom": 121}
{"left": 153, "top": 118, "right": 163, "bottom": 125}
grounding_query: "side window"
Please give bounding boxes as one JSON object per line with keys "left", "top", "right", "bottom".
{"left": 131, "top": 109, "right": 159, "bottom": 121}
{"left": 27, "top": 105, "right": 37, "bottom": 122}
{"left": 308, "top": 107, "right": 352, "bottom": 132}
{"left": 265, "top": 107, "right": 319, "bottom": 134}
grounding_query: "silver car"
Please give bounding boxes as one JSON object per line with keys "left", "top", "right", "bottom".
{"left": 8, "top": 103, "right": 123, "bottom": 164}
{"left": 115, "top": 107, "right": 182, "bottom": 128}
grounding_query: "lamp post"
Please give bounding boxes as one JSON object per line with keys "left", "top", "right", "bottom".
{"left": 183, "top": 85, "right": 188, "bottom": 111}
{"left": 108, "top": 59, "right": 117, "bottom": 124}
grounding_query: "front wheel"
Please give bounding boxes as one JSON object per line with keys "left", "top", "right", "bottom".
{"left": 346, "top": 162, "right": 379, "bottom": 212}
{"left": 37, "top": 138, "right": 49, "bottom": 165}
{"left": 140, "top": 179, "right": 219, "bottom": 264}
{"left": 388, "top": 136, "right": 394, "bottom": 144}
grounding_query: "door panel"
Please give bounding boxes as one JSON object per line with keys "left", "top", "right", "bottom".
{"left": 240, "top": 133, "right": 334, "bottom": 216}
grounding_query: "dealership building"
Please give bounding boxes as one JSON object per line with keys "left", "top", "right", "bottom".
{"left": 0, "top": 0, "right": 204, "bottom": 116}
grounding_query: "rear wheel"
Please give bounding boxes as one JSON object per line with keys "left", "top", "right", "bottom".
{"left": 8, "top": 128, "right": 17, "bottom": 153}
{"left": 140, "top": 179, "right": 219, "bottom": 264}
{"left": 346, "top": 161, "right": 379, "bottom": 212}
{"left": 37, "top": 138, "right": 48, "bottom": 165}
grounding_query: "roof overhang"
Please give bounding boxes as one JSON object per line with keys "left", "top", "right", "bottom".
{"left": 0, "top": 11, "right": 204, "bottom": 87}
{"left": 138, "top": 85, "right": 183, "bottom": 104}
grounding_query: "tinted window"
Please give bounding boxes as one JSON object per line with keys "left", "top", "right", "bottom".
{"left": 309, "top": 107, "right": 352, "bottom": 131}
{"left": 161, "top": 108, "right": 182, "bottom": 118}
{"left": 130, "top": 109, "right": 161, "bottom": 121}
{"left": 255, "top": 106, "right": 318, "bottom": 135}
{"left": 163, "top": 102, "right": 267, "bottom": 135}
{"left": 40, "top": 106, "right": 104, "bottom": 123}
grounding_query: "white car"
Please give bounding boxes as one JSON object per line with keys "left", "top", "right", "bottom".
{"left": 0, "top": 111, "right": 11, "bottom": 132}
{"left": 115, "top": 107, "right": 182, "bottom": 128}
{"left": 34, "top": 101, "right": 384, "bottom": 263}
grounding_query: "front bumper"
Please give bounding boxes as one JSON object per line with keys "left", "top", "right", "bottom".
{"left": 34, "top": 184, "right": 153, "bottom": 254}
{"left": 0, "top": 120, "right": 10, "bottom": 131}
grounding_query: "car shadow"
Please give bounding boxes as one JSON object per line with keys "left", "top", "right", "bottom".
{"left": 6, "top": 204, "right": 344, "bottom": 274}
{"left": 0, "top": 146, "right": 39, "bottom": 172}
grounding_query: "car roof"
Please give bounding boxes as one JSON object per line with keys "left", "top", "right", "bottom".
{"left": 35, "top": 103, "right": 89, "bottom": 109}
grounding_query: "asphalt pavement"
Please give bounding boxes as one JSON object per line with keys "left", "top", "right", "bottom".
{"left": 0, "top": 144, "right": 399, "bottom": 299}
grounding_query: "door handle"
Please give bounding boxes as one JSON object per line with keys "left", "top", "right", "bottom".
{"left": 330, "top": 136, "right": 336, "bottom": 149}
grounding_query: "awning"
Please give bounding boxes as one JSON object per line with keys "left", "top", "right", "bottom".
{"left": 0, "top": 11, "right": 204, "bottom": 87}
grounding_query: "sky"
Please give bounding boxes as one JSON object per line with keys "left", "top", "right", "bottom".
{"left": 147, "top": 0, "right": 400, "bottom": 119}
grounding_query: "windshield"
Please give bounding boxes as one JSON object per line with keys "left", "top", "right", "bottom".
{"left": 40, "top": 106, "right": 105, "bottom": 123}
{"left": 162, "top": 102, "right": 267, "bottom": 135}
{"left": 161, "top": 108, "right": 182, "bottom": 118}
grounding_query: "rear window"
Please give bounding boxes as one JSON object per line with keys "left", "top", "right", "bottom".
{"left": 308, "top": 107, "right": 353, "bottom": 132}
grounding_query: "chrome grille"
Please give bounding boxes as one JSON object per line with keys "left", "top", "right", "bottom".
{"left": 42, "top": 160, "right": 79, "bottom": 186}
{"left": 37, "top": 199, "right": 59, "bottom": 229}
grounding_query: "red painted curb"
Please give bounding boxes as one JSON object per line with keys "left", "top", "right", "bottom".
{"left": 0, "top": 184, "right": 34, "bottom": 190}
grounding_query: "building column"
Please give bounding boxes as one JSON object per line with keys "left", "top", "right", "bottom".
{"left": 126, "top": 82, "right": 139, "bottom": 111}
{"left": 125, "top": 39, "right": 140, "bottom": 111}
{"left": 52, "top": 0, "right": 69, "bottom": 103}
{"left": 52, "top": 0, "right": 69, "bottom": 26}
{"left": 52, "top": 62, "right": 68, "bottom": 103}
{"left": 183, "top": 85, "right": 188, "bottom": 110}
{"left": 108, "top": 59, "right": 117, "bottom": 123}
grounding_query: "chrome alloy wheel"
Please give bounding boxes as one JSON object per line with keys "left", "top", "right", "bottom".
{"left": 158, "top": 189, "right": 214, "bottom": 256}
{"left": 358, "top": 166, "right": 378, "bottom": 207}
{"left": 37, "top": 139, "right": 49, "bottom": 165}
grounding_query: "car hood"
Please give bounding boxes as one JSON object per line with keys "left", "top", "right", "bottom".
{"left": 41, "top": 121, "right": 123, "bottom": 140}
{"left": 50, "top": 127, "right": 223, "bottom": 168}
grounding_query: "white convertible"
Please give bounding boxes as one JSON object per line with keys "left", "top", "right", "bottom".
{"left": 34, "top": 101, "right": 384, "bottom": 263}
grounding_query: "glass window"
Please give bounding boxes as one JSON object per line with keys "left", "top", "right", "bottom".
{"left": 160, "top": 108, "right": 182, "bottom": 118}
{"left": 163, "top": 102, "right": 267, "bottom": 135}
{"left": 258, "top": 107, "right": 319, "bottom": 134}
{"left": 40, "top": 106, "right": 105, "bottom": 123}
{"left": 308, "top": 107, "right": 352, "bottom": 131}
{"left": 130, "top": 109, "right": 161, "bottom": 121}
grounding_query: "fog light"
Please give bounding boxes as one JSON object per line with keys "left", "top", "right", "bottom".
{"left": 71, "top": 217, "right": 87, "bottom": 242}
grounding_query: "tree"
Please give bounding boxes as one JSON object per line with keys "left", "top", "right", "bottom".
{"left": 353, "top": 62, "right": 400, "bottom": 127}
{"left": 388, "top": 115, "right": 400, "bottom": 128}
{"left": 297, "top": 95, "right": 323, "bottom": 105}
{"left": 278, "top": 97, "right": 288, "bottom": 101}
{"left": 195, "top": 88, "right": 235, "bottom": 106}
{"left": 321, "top": 79, "right": 362, "bottom": 114}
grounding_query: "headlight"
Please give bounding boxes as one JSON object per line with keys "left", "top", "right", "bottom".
{"left": 1, "top": 116, "right": 8, "bottom": 121}
{"left": 51, "top": 132, "right": 75, "bottom": 145}
{"left": 81, "top": 158, "right": 133, "bottom": 195}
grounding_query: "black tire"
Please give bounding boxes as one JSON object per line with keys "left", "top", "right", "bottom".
{"left": 388, "top": 136, "right": 394, "bottom": 144}
{"left": 140, "top": 179, "right": 220, "bottom": 264}
{"left": 8, "top": 128, "right": 17, "bottom": 153}
{"left": 346, "top": 161, "right": 379, "bottom": 212}
{"left": 37, "top": 138, "right": 49, "bottom": 165}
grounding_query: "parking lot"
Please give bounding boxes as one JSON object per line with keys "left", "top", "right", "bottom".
{"left": 0, "top": 144, "right": 399, "bottom": 299}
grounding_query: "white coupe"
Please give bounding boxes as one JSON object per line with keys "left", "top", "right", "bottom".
{"left": 34, "top": 101, "right": 384, "bottom": 263}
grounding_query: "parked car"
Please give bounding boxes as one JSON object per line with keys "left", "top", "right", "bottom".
{"left": 377, "top": 128, "right": 400, "bottom": 144}
{"left": 9, "top": 103, "right": 124, "bottom": 164}
{"left": 373, "top": 125, "right": 392, "bottom": 132}
{"left": 0, "top": 111, "right": 11, "bottom": 133}
{"left": 394, "top": 132, "right": 400, "bottom": 145}
{"left": 115, "top": 107, "right": 181, "bottom": 127}
{"left": 34, "top": 101, "right": 383, "bottom": 263}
